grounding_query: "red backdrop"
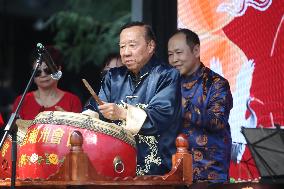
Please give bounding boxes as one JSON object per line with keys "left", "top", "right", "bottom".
{"left": 178, "top": 0, "right": 283, "bottom": 181}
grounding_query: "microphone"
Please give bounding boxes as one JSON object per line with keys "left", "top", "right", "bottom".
{"left": 36, "top": 43, "right": 62, "bottom": 80}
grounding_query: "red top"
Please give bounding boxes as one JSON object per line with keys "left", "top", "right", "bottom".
{"left": 0, "top": 113, "right": 3, "bottom": 127}
{"left": 13, "top": 91, "right": 82, "bottom": 120}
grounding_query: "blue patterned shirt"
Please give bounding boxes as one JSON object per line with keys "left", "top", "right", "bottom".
{"left": 181, "top": 63, "right": 233, "bottom": 183}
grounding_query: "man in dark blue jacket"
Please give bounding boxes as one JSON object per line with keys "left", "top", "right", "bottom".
{"left": 85, "top": 22, "right": 182, "bottom": 176}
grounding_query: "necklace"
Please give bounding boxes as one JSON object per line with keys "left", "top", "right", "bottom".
{"left": 36, "top": 90, "right": 58, "bottom": 108}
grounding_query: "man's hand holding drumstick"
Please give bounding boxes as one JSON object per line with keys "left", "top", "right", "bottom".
{"left": 82, "top": 79, "right": 127, "bottom": 120}
{"left": 98, "top": 103, "right": 127, "bottom": 121}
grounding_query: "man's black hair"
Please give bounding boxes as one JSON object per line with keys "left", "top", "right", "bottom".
{"left": 172, "top": 28, "right": 200, "bottom": 50}
{"left": 119, "top": 21, "right": 157, "bottom": 44}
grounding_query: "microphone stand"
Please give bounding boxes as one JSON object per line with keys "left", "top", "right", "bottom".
{"left": 0, "top": 52, "right": 43, "bottom": 189}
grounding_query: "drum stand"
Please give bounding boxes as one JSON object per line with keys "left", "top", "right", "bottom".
{"left": 0, "top": 51, "right": 44, "bottom": 189}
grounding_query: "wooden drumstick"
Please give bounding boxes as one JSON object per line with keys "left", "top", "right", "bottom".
{"left": 82, "top": 79, "right": 104, "bottom": 105}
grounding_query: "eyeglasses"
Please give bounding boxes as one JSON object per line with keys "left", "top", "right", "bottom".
{"left": 33, "top": 68, "right": 52, "bottom": 77}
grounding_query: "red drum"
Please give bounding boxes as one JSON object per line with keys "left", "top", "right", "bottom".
{"left": 0, "top": 111, "right": 137, "bottom": 179}
{"left": 0, "top": 119, "right": 31, "bottom": 179}
{"left": 0, "top": 137, "right": 12, "bottom": 179}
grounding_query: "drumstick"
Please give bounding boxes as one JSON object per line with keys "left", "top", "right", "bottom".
{"left": 82, "top": 79, "right": 104, "bottom": 105}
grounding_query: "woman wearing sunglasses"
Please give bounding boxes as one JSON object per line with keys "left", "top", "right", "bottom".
{"left": 12, "top": 46, "right": 82, "bottom": 120}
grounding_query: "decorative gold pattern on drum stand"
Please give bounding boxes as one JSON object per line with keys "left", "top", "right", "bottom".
{"left": 32, "top": 111, "right": 136, "bottom": 148}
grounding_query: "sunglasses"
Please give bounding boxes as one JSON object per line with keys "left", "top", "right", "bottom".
{"left": 33, "top": 68, "right": 52, "bottom": 77}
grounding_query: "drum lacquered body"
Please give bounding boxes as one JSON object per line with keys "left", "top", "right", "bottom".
{"left": 0, "top": 111, "right": 137, "bottom": 179}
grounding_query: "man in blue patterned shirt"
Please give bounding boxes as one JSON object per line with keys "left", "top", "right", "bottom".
{"left": 168, "top": 29, "right": 233, "bottom": 183}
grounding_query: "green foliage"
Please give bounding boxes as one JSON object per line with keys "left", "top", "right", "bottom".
{"left": 50, "top": 0, "right": 131, "bottom": 71}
